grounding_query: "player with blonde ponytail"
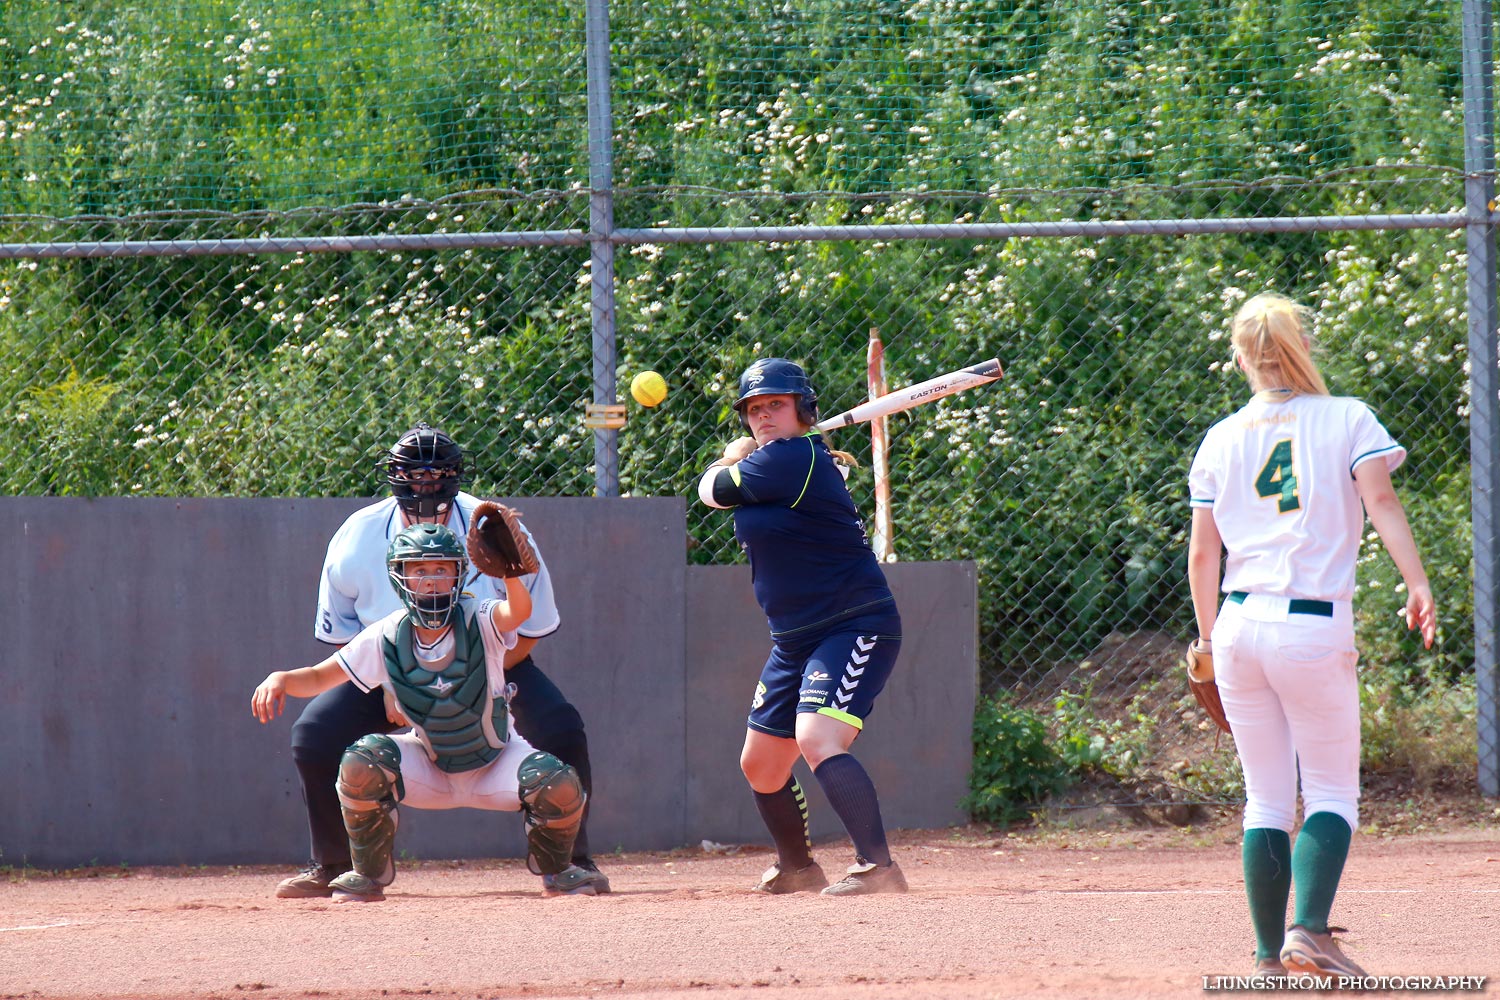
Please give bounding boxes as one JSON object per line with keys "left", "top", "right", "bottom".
{"left": 1187, "top": 292, "right": 1435, "bottom": 981}
{"left": 1230, "top": 293, "right": 1329, "bottom": 397}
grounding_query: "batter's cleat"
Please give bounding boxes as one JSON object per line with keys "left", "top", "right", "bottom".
{"left": 821, "top": 858, "right": 908, "bottom": 896}
{"left": 752, "top": 860, "right": 828, "bottom": 895}
{"left": 572, "top": 858, "right": 612, "bottom": 894}
{"left": 1250, "top": 957, "right": 1288, "bottom": 983}
{"left": 328, "top": 871, "right": 386, "bottom": 903}
{"left": 542, "top": 864, "right": 600, "bottom": 896}
{"left": 1280, "top": 926, "right": 1367, "bottom": 977}
{"left": 275, "top": 863, "right": 343, "bottom": 899}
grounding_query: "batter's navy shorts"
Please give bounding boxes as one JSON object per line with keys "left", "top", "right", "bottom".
{"left": 747, "top": 611, "right": 902, "bottom": 738}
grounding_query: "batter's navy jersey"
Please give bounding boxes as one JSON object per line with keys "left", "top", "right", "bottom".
{"left": 721, "top": 434, "right": 895, "bottom": 639}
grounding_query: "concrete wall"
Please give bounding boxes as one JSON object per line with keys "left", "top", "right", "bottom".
{"left": 1, "top": 497, "right": 975, "bottom": 868}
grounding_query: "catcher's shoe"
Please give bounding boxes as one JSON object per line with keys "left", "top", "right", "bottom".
{"left": 1280, "top": 926, "right": 1367, "bottom": 977}
{"left": 542, "top": 864, "right": 601, "bottom": 896}
{"left": 821, "top": 858, "right": 908, "bottom": 896}
{"left": 752, "top": 860, "right": 828, "bottom": 895}
{"left": 275, "top": 863, "right": 343, "bottom": 899}
{"left": 572, "top": 857, "right": 612, "bottom": 894}
{"left": 328, "top": 871, "right": 386, "bottom": 903}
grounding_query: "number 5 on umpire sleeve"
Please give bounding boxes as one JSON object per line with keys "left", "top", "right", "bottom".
{"left": 1254, "top": 438, "right": 1301, "bottom": 513}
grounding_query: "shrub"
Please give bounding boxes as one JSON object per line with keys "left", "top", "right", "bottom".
{"left": 963, "top": 695, "right": 1072, "bottom": 825}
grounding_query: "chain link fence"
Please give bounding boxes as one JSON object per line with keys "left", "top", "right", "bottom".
{"left": 0, "top": 0, "right": 1487, "bottom": 812}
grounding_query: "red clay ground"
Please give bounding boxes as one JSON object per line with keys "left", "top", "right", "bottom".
{"left": 4, "top": 822, "right": 1498, "bottom": 1000}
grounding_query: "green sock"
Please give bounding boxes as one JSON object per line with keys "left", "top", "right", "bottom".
{"left": 1242, "top": 828, "right": 1292, "bottom": 961}
{"left": 1292, "top": 812, "right": 1352, "bottom": 935}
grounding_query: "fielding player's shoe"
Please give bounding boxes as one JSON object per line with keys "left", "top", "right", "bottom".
{"left": 752, "top": 860, "right": 829, "bottom": 895}
{"left": 275, "top": 863, "right": 343, "bottom": 899}
{"left": 1280, "top": 926, "right": 1367, "bottom": 977}
{"left": 543, "top": 864, "right": 601, "bottom": 896}
{"left": 821, "top": 858, "right": 908, "bottom": 896}
{"left": 328, "top": 871, "right": 386, "bottom": 903}
{"left": 1250, "top": 957, "right": 1288, "bottom": 984}
{"left": 572, "top": 858, "right": 612, "bottom": 894}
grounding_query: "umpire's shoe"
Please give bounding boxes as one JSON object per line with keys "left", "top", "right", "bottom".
{"left": 1280, "top": 926, "right": 1368, "bottom": 977}
{"left": 752, "top": 860, "right": 829, "bottom": 894}
{"left": 821, "top": 858, "right": 908, "bottom": 896}
{"left": 275, "top": 862, "right": 343, "bottom": 899}
{"left": 572, "top": 857, "right": 612, "bottom": 893}
{"left": 543, "top": 864, "right": 601, "bottom": 896}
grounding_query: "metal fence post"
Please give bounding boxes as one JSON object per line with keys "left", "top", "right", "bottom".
{"left": 586, "top": 0, "right": 620, "bottom": 496}
{"left": 1462, "top": 0, "right": 1499, "bottom": 796}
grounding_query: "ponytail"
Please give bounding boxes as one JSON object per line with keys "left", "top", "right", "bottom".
{"left": 1230, "top": 293, "right": 1329, "bottom": 396}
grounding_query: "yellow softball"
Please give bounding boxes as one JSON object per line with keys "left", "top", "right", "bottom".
{"left": 630, "top": 370, "right": 668, "bottom": 407}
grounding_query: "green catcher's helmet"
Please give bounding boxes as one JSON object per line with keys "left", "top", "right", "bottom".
{"left": 387, "top": 522, "right": 469, "bottom": 629}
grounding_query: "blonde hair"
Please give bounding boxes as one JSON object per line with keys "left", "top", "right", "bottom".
{"left": 829, "top": 447, "right": 860, "bottom": 469}
{"left": 1230, "top": 292, "right": 1329, "bottom": 396}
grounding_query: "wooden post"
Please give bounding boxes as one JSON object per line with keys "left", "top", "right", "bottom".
{"left": 868, "top": 328, "right": 895, "bottom": 562}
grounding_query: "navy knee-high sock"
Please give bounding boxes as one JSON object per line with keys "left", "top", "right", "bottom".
{"left": 812, "top": 753, "right": 891, "bottom": 867}
{"left": 752, "top": 777, "right": 814, "bottom": 869}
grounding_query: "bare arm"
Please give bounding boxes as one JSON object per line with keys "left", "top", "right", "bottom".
{"left": 251, "top": 657, "right": 347, "bottom": 723}
{"left": 488, "top": 578, "right": 534, "bottom": 635}
{"left": 1353, "top": 460, "right": 1436, "bottom": 648}
{"left": 1187, "top": 507, "right": 1224, "bottom": 646}
{"left": 504, "top": 634, "right": 539, "bottom": 669}
{"left": 718, "top": 436, "right": 758, "bottom": 465}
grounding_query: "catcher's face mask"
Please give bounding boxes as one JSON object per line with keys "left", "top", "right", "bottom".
{"left": 387, "top": 523, "right": 468, "bottom": 629}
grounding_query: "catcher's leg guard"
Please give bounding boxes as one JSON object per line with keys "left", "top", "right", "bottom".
{"left": 517, "top": 751, "right": 586, "bottom": 875}
{"left": 337, "top": 735, "right": 404, "bottom": 888}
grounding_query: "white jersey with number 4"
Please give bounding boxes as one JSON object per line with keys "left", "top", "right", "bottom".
{"left": 1188, "top": 392, "right": 1404, "bottom": 602}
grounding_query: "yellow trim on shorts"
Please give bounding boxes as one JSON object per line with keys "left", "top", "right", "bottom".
{"left": 816, "top": 706, "right": 864, "bottom": 730}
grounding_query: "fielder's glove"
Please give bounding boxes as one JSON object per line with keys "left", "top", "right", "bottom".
{"left": 1185, "top": 639, "right": 1232, "bottom": 737}
{"left": 467, "top": 501, "right": 541, "bottom": 579}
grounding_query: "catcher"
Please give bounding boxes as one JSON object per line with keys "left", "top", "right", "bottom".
{"left": 252, "top": 521, "right": 597, "bottom": 901}
{"left": 279, "top": 422, "right": 608, "bottom": 899}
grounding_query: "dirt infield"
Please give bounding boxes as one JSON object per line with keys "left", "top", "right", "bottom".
{"left": 5, "top": 824, "right": 1497, "bottom": 1000}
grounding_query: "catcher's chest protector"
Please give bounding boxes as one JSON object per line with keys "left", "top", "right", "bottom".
{"left": 382, "top": 610, "right": 509, "bottom": 773}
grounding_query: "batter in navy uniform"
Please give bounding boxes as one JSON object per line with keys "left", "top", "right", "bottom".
{"left": 698, "top": 358, "right": 907, "bottom": 896}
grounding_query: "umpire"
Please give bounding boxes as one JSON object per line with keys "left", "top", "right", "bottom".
{"left": 275, "top": 422, "right": 608, "bottom": 897}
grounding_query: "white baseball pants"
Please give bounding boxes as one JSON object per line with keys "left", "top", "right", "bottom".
{"left": 389, "top": 729, "right": 537, "bottom": 812}
{"left": 1212, "top": 595, "right": 1360, "bottom": 833}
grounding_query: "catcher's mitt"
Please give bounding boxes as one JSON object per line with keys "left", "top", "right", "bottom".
{"left": 1185, "top": 639, "right": 1232, "bottom": 737}
{"left": 467, "top": 501, "right": 541, "bottom": 579}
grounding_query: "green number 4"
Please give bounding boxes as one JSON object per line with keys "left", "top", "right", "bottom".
{"left": 1255, "top": 439, "right": 1300, "bottom": 512}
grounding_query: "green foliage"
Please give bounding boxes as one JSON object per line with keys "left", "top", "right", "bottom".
{"left": 963, "top": 694, "right": 1072, "bottom": 824}
{"left": 1049, "top": 684, "right": 1159, "bottom": 781}
{"left": 1361, "top": 662, "right": 1478, "bottom": 786}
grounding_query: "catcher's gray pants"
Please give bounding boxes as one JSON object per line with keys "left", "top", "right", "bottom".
{"left": 1212, "top": 596, "right": 1360, "bottom": 833}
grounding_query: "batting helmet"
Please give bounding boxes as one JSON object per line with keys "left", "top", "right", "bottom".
{"left": 385, "top": 422, "right": 465, "bottom": 519}
{"left": 387, "top": 522, "right": 468, "bottom": 629}
{"left": 732, "top": 358, "right": 819, "bottom": 428}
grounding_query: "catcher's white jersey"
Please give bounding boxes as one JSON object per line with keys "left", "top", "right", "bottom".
{"left": 335, "top": 601, "right": 519, "bottom": 701}
{"left": 315, "top": 493, "right": 560, "bottom": 644}
{"left": 1188, "top": 392, "right": 1404, "bottom": 602}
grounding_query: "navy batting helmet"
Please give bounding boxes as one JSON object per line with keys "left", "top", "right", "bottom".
{"left": 733, "top": 358, "right": 819, "bottom": 428}
{"left": 384, "top": 422, "right": 466, "bottom": 519}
